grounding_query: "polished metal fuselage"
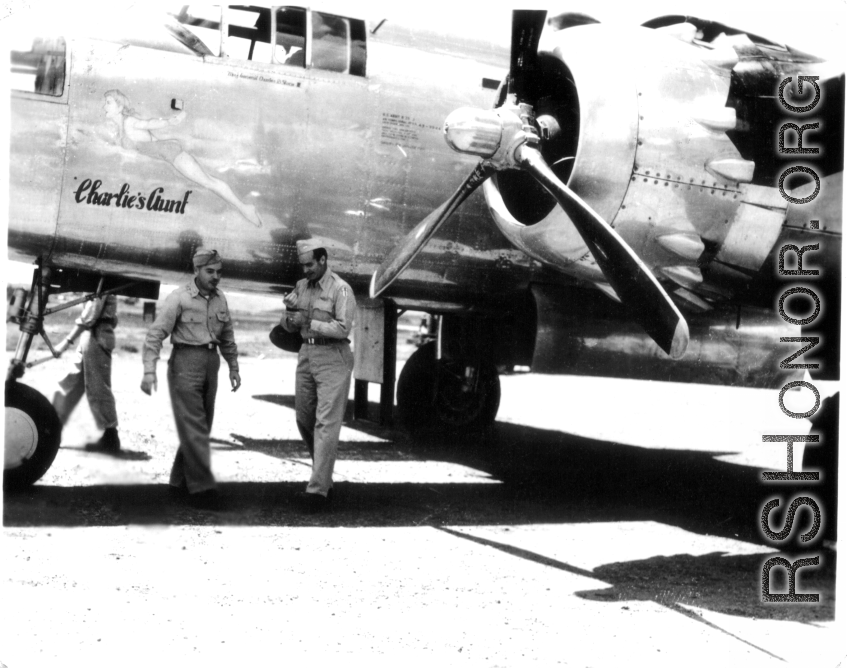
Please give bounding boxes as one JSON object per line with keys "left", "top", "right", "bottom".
{"left": 7, "top": 11, "right": 842, "bottom": 384}
{"left": 9, "top": 18, "right": 534, "bottom": 311}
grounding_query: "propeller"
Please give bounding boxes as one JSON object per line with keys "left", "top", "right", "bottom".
{"left": 514, "top": 146, "right": 688, "bottom": 358}
{"left": 508, "top": 9, "right": 547, "bottom": 101}
{"left": 370, "top": 10, "right": 689, "bottom": 358}
{"left": 369, "top": 161, "right": 496, "bottom": 301}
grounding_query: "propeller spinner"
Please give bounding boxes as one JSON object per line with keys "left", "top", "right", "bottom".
{"left": 370, "top": 10, "right": 689, "bottom": 359}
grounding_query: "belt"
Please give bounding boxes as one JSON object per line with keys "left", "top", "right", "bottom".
{"left": 174, "top": 342, "right": 218, "bottom": 350}
{"left": 303, "top": 337, "right": 349, "bottom": 345}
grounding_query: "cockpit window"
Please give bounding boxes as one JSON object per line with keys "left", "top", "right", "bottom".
{"left": 173, "top": 5, "right": 365, "bottom": 76}
{"left": 312, "top": 11, "right": 366, "bottom": 76}
{"left": 225, "top": 5, "right": 273, "bottom": 61}
{"left": 275, "top": 7, "right": 306, "bottom": 65}
{"left": 10, "top": 36, "right": 66, "bottom": 96}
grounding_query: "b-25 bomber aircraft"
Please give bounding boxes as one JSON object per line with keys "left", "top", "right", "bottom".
{"left": 5, "top": 6, "right": 843, "bottom": 487}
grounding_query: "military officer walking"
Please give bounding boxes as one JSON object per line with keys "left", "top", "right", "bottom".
{"left": 281, "top": 239, "right": 356, "bottom": 511}
{"left": 52, "top": 293, "right": 122, "bottom": 452}
{"left": 141, "top": 249, "right": 241, "bottom": 508}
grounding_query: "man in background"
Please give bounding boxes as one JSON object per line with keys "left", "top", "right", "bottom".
{"left": 53, "top": 293, "right": 121, "bottom": 452}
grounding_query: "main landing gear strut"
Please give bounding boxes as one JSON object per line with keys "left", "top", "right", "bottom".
{"left": 354, "top": 308, "right": 502, "bottom": 438}
{"left": 5, "top": 263, "right": 142, "bottom": 488}
{"left": 397, "top": 341, "right": 501, "bottom": 436}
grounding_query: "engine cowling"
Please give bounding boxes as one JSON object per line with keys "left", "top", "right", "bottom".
{"left": 482, "top": 22, "right": 786, "bottom": 302}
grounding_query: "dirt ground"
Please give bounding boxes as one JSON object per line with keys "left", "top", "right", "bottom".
{"left": 2, "top": 290, "right": 842, "bottom": 666}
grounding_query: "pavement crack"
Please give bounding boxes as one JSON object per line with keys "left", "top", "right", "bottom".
{"left": 665, "top": 602, "right": 787, "bottom": 663}
{"left": 436, "top": 526, "right": 596, "bottom": 579}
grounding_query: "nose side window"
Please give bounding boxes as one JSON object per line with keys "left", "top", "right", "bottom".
{"left": 10, "top": 36, "right": 66, "bottom": 96}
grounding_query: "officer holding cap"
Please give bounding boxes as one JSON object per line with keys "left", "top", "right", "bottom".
{"left": 141, "top": 249, "right": 241, "bottom": 508}
{"left": 281, "top": 239, "right": 356, "bottom": 511}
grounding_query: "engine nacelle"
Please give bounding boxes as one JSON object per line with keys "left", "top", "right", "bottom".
{"left": 482, "top": 23, "right": 788, "bottom": 300}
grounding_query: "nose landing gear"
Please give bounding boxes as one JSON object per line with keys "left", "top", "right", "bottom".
{"left": 4, "top": 380, "right": 62, "bottom": 490}
{"left": 5, "top": 263, "right": 62, "bottom": 490}
{"left": 5, "top": 263, "right": 149, "bottom": 488}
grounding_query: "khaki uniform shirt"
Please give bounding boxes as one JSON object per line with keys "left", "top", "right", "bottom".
{"left": 78, "top": 294, "right": 118, "bottom": 351}
{"left": 142, "top": 280, "right": 239, "bottom": 375}
{"left": 282, "top": 268, "right": 356, "bottom": 340}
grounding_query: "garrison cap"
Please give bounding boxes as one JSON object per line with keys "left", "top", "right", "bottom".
{"left": 295, "top": 238, "right": 325, "bottom": 256}
{"left": 269, "top": 324, "right": 302, "bottom": 352}
{"left": 193, "top": 249, "right": 223, "bottom": 268}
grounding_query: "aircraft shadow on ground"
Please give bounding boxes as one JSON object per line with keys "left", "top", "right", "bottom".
{"left": 7, "top": 394, "right": 834, "bottom": 546}
{"left": 437, "top": 528, "right": 835, "bottom": 627}
{"left": 240, "top": 395, "right": 837, "bottom": 547}
{"left": 5, "top": 395, "right": 836, "bottom": 623}
{"left": 576, "top": 550, "right": 835, "bottom": 624}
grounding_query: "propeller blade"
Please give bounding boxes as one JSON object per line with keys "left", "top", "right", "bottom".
{"left": 370, "top": 161, "right": 496, "bottom": 298}
{"left": 517, "top": 145, "right": 689, "bottom": 358}
{"left": 508, "top": 9, "right": 547, "bottom": 102}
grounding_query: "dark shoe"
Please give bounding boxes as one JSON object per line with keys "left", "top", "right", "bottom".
{"left": 85, "top": 427, "right": 121, "bottom": 453}
{"left": 168, "top": 482, "right": 189, "bottom": 500}
{"left": 295, "top": 491, "right": 330, "bottom": 513}
{"left": 188, "top": 489, "right": 222, "bottom": 510}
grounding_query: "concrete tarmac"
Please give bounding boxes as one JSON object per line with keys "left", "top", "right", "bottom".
{"left": 2, "top": 353, "right": 842, "bottom": 667}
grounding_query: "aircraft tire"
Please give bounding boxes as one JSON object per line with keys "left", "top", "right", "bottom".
{"left": 4, "top": 380, "right": 62, "bottom": 490}
{"left": 397, "top": 342, "right": 500, "bottom": 436}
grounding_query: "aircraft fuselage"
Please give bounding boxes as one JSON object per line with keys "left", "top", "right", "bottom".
{"left": 9, "top": 18, "right": 534, "bottom": 313}
{"left": 7, "top": 8, "right": 843, "bottom": 383}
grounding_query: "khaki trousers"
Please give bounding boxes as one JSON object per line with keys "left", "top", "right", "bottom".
{"left": 295, "top": 342, "right": 354, "bottom": 496}
{"left": 53, "top": 331, "right": 118, "bottom": 430}
{"left": 167, "top": 346, "right": 220, "bottom": 493}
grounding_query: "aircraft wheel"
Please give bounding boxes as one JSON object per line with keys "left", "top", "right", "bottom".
{"left": 4, "top": 381, "right": 62, "bottom": 490}
{"left": 397, "top": 342, "right": 500, "bottom": 435}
